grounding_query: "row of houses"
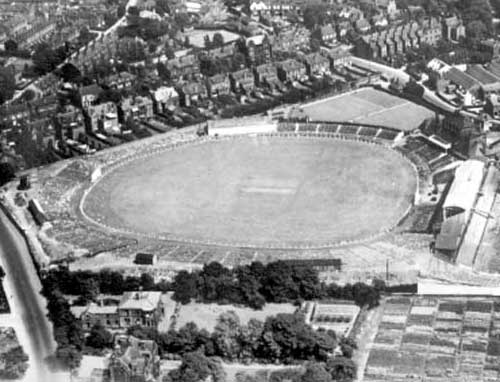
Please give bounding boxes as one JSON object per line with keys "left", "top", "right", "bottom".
{"left": 354, "top": 18, "right": 444, "bottom": 60}
{"left": 180, "top": 50, "right": 349, "bottom": 105}
{"left": 10, "top": 18, "right": 57, "bottom": 49}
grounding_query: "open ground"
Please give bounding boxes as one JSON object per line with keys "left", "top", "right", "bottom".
{"left": 82, "top": 135, "right": 417, "bottom": 248}
{"left": 301, "top": 88, "right": 434, "bottom": 131}
{"left": 174, "top": 300, "right": 297, "bottom": 332}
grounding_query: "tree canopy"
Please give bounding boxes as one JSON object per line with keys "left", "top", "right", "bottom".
{"left": 4, "top": 39, "right": 18, "bottom": 53}
{"left": 302, "top": 3, "right": 329, "bottom": 30}
{"left": 167, "top": 351, "right": 226, "bottom": 382}
{"left": 172, "top": 261, "right": 382, "bottom": 310}
{"left": 86, "top": 323, "right": 113, "bottom": 349}
{"left": 58, "top": 63, "right": 82, "bottom": 83}
{"left": 0, "top": 162, "right": 15, "bottom": 186}
{"left": 0, "top": 67, "right": 16, "bottom": 105}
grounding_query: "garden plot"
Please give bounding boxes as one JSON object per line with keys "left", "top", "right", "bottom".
{"left": 362, "top": 296, "right": 500, "bottom": 382}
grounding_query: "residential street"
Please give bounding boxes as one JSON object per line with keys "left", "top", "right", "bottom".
{"left": 0, "top": 209, "right": 67, "bottom": 382}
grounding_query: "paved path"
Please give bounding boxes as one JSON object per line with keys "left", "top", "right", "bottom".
{"left": 0, "top": 209, "right": 68, "bottom": 382}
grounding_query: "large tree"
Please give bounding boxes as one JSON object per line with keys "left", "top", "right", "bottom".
{"left": 211, "top": 311, "right": 241, "bottom": 360}
{"left": 326, "top": 357, "right": 356, "bottom": 382}
{"left": 58, "top": 63, "right": 82, "bottom": 83}
{"left": 0, "top": 162, "right": 15, "bottom": 186}
{"left": 4, "top": 39, "right": 18, "bottom": 53}
{"left": 167, "top": 351, "right": 226, "bottom": 382}
{"left": 0, "top": 67, "right": 16, "bottom": 104}
{"left": 172, "top": 270, "right": 198, "bottom": 304}
{"left": 302, "top": 3, "right": 328, "bottom": 30}
{"left": 32, "top": 43, "right": 60, "bottom": 75}
{"left": 86, "top": 323, "right": 113, "bottom": 349}
{"left": 301, "top": 362, "right": 332, "bottom": 382}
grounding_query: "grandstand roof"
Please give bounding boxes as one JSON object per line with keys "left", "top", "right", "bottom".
{"left": 465, "top": 65, "right": 500, "bottom": 85}
{"left": 436, "top": 213, "right": 465, "bottom": 251}
{"left": 486, "top": 60, "right": 500, "bottom": 78}
{"left": 444, "top": 67, "right": 480, "bottom": 92}
{"left": 443, "top": 160, "right": 485, "bottom": 214}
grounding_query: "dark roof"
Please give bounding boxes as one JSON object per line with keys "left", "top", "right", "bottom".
{"left": 134, "top": 253, "right": 156, "bottom": 265}
{"left": 80, "top": 84, "right": 103, "bottom": 97}
{"left": 281, "top": 258, "right": 342, "bottom": 269}
{"left": 444, "top": 67, "right": 480, "bottom": 91}
{"left": 465, "top": 65, "right": 500, "bottom": 85}
{"left": 435, "top": 214, "right": 466, "bottom": 252}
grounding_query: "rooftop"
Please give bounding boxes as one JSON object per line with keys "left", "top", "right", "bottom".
{"left": 118, "top": 291, "right": 162, "bottom": 312}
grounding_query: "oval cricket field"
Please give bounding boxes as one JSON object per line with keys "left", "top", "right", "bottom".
{"left": 82, "top": 135, "right": 417, "bottom": 248}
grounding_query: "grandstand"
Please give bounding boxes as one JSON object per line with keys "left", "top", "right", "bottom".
{"left": 276, "top": 121, "right": 404, "bottom": 144}
{"left": 442, "top": 160, "right": 485, "bottom": 221}
{"left": 455, "top": 165, "right": 499, "bottom": 267}
{"left": 208, "top": 116, "right": 277, "bottom": 136}
{"left": 435, "top": 160, "right": 494, "bottom": 262}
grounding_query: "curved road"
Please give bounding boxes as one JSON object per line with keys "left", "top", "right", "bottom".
{"left": 0, "top": 209, "right": 60, "bottom": 381}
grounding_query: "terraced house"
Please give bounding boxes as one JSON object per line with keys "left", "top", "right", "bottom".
{"left": 302, "top": 53, "right": 331, "bottom": 76}
{"left": 87, "top": 102, "right": 119, "bottom": 132}
{"left": 254, "top": 63, "right": 279, "bottom": 87}
{"left": 230, "top": 68, "right": 255, "bottom": 93}
{"left": 246, "top": 34, "right": 272, "bottom": 66}
{"left": 166, "top": 54, "right": 200, "bottom": 80}
{"left": 121, "top": 96, "right": 154, "bottom": 121}
{"left": 179, "top": 81, "right": 208, "bottom": 106}
{"left": 354, "top": 18, "right": 442, "bottom": 61}
{"left": 206, "top": 73, "right": 231, "bottom": 98}
{"left": 249, "top": 0, "right": 307, "bottom": 17}
{"left": 10, "top": 18, "right": 56, "bottom": 48}
{"left": 277, "top": 59, "right": 308, "bottom": 83}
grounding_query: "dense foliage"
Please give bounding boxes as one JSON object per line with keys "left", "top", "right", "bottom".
{"left": 171, "top": 261, "right": 382, "bottom": 309}
{"left": 42, "top": 285, "right": 84, "bottom": 370}
{"left": 0, "top": 67, "right": 16, "bottom": 105}
{"left": 0, "top": 163, "right": 15, "bottom": 187}
{"left": 128, "top": 309, "right": 355, "bottom": 366}
{"left": 167, "top": 351, "right": 226, "bottom": 382}
{"left": 0, "top": 346, "right": 29, "bottom": 379}
{"left": 42, "top": 267, "right": 170, "bottom": 304}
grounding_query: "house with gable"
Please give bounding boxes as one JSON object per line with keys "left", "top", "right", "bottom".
{"left": 230, "top": 68, "right": 255, "bottom": 93}
{"left": 302, "top": 53, "right": 331, "bottom": 76}
{"left": 80, "top": 84, "right": 103, "bottom": 110}
{"left": 152, "top": 86, "right": 179, "bottom": 113}
{"left": 246, "top": 34, "right": 272, "bottom": 66}
{"left": 117, "top": 291, "right": 164, "bottom": 329}
{"left": 206, "top": 73, "right": 231, "bottom": 98}
{"left": 277, "top": 59, "right": 307, "bottom": 83}
{"left": 254, "top": 63, "right": 279, "bottom": 87}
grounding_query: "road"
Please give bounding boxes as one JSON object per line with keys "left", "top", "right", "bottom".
{"left": 0, "top": 209, "right": 65, "bottom": 382}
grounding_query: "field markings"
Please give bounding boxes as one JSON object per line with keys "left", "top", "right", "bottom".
{"left": 164, "top": 245, "right": 180, "bottom": 258}
{"left": 240, "top": 187, "right": 295, "bottom": 195}
{"left": 352, "top": 101, "right": 411, "bottom": 122}
{"left": 188, "top": 249, "right": 206, "bottom": 264}
{"left": 220, "top": 251, "right": 232, "bottom": 265}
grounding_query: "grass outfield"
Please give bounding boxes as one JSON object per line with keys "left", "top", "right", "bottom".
{"left": 83, "top": 135, "right": 416, "bottom": 248}
{"left": 174, "top": 301, "right": 297, "bottom": 331}
{"left": 302, "top": 88, "right": 434, "bottom": 131}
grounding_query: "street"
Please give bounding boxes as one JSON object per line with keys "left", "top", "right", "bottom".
{"left": 0, "top": 209, "right": 66, "bottom": 382}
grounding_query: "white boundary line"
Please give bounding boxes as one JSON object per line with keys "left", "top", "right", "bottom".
{"left": 78, "top": 131, "right": 420, "bottom": 251}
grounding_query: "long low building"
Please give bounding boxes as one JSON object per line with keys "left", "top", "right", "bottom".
{"left": 442, "top": 159, "right": 485, "bottom": 221}
{"left": 436, "top": 159, "right": 486, "bottom": 256}
{"left": 208, "top": 116, "right": 277, "bottom": 136}
{"left": 455, "top": 164, "right": 500, "bottom": 267}
{"left": 436, "top": 160, "right": 499, "bottom": 267}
